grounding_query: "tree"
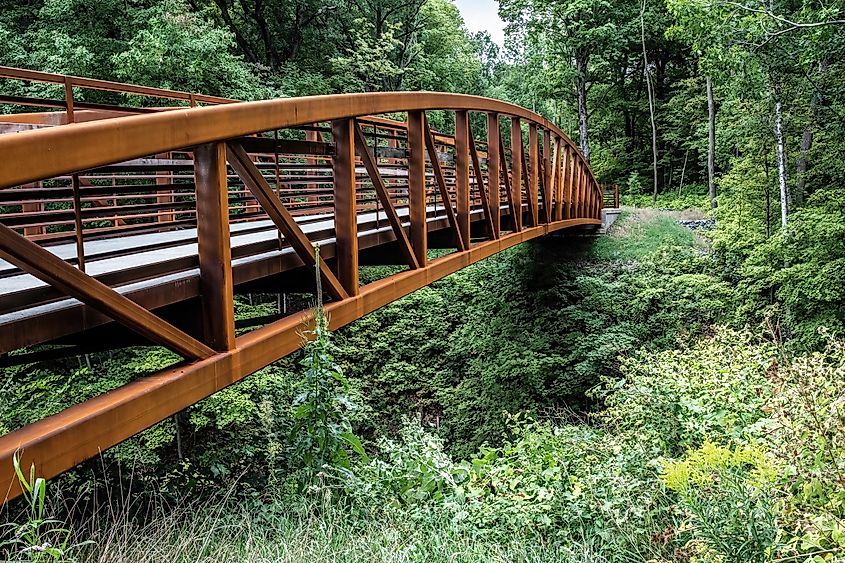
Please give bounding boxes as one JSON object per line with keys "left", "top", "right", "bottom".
{"left": 500, "top": 0, "right": 636, "bottom": 162}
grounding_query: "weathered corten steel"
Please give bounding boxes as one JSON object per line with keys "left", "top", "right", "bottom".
{"left": 0, "top": 68, "right": 604, "bottom": 503}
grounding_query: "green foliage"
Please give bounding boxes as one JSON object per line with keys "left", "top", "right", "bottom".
{"left": 765, "top": 334, "right": 845, "bottom": 556}
{"left": 598, "top": 328, "right": 775, "bottom": 454}
{"left": 60, "top": 320, "right": 845, "bottom": 561}
{"left": 286, "top": 308, "right": 366, "bottom": 481}
{"left": 1, "top": 454, "right": 91, "bottom": 562}
{"left": 662, "top": 441, "right": 779, "bottom": 563}
{"left": 623, "top": 185, "right": 711, "bottom": 211}
{"left": 713, "top": 184, "right": 845, "bottom": 350}
{"left": 112, "top": 0, "right": 263, "bottom": 98}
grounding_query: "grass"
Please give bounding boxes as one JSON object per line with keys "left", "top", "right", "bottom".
{"left": 72, "top": 495, "right": 612, "bottom": 563}
{"left": 589, "top": 208, "right": 699, "bottom": 262}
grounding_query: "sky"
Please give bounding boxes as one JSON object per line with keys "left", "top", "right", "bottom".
{"left": 453, "top": 0, "right": 506, "bottom": 47}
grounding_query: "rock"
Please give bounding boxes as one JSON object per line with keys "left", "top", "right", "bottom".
{"left": 678, "top": 219, "right": 716, "bottom": 230}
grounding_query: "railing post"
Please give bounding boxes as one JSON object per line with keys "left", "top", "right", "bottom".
{"left": 586, "top": 168, "right": 592, "bottom": 218}
{"left": 528, "top": 123, "right": 539, "bottom": 227}
{"left": 63, "top": 77, "right": 86, "bottom": 271}
{"left": 194, "top": 142, "right": 235, "bottom": 351}
{"left": 454, "top": 110, "right": 471, "bottom": 246}
{"left": 585, "top": 175, "right": 591, "bottom": 219}
{"left": 554, "top": 138, "right": 564, "bottom": 221}
{"left": 549, "top": 137, "right": 560, "bottom": 221}
{"left": 594, "top": 182, "right": 599, "bottom": 218}
{"left": 332, "top": 118, "right": 359, "bottom": 296}
{"left": 509, "top": 117, "right": 523, "bottom": 232}
{"left": 561, "top": 146, "right": 571, "bottom": 220}
{"left": 578, "top": 165, "right": 587, "bottom": 217}
{"left": 566, "top": 147, "right": 576, "bottom": 220}
{"left": 487, "top": 112, "right": 500, "bottom": 238}
{"left": 542, "top": 129, "right": 551, "bottom": 223}
{"left": 597, "top": 183, "right": 602, "bottom": 218}
{"left": 407, "top": 111, "right": 427, "bottom": 266}
{"left": 571, "top": 159, "right": 581, "bottom": 218}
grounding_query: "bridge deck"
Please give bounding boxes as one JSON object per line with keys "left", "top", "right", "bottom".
{"left": 0, "top": 203, "right": 492, "bottom": 353}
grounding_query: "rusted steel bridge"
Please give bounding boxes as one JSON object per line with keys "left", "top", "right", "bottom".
{"left": 0, "top": 67, "right": 605, "bottom": 502}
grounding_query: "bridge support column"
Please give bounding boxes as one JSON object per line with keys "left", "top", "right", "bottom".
{"left": 455, "top": 111, "right": 471, "bottom": 246}
{"left": 565, "top": 146, "right": 575, "bottom": 219}
{"left": 407, "top": 111, "right": 427, "bottom": 266}
{"left": 550, "top": 137, "right": 560, "bottom": 221}
{"left": 487, "top": 113, "right": 500, "bottom": 238}
{"left": 510, "top": 117, "right": 523, "bottom": 232}
{"left": 561, "top": 146, "right": 571, "bottom": 220}
{"left": 332, "top": 118, "right": 359, "bottom": 296}
{"left": 194, "top": 142, "right": 235, "bottom": 351}
{"left": 578, "top": 162, "right": 586, "bottom": 218}
{"left": 528, "top": 123, "right": 539, "bottom": 227}
{"left": 542, "top": 130, "right": 551, "bottom": 223}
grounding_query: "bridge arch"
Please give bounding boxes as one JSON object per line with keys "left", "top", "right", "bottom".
{"left": 0, "top": 67, "right": 603, "bottom": 501}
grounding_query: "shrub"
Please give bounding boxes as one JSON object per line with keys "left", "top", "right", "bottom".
{"left": 662, "top": 441, "right": 779, "bottom": 563}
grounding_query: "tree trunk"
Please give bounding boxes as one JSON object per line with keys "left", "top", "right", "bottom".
{"left": 707, "top": 76, "right": 717, "bottom": 208}
{"left": 575, "top": 51, "right": 591, "bottom": 162}
{"left": 763, "top": 152, "right": 771, "bottom": 238}
{"left": 773, "top": 91, "right": 789, "bottom": 228}
{"left": 794, "top": 93, "right": 817, "bottom": 207}
{"left": 641, "top": 0, "right": 659, "bottom": 204}
{"left": 794, "top": 125, "right": 811, "bottom": 206}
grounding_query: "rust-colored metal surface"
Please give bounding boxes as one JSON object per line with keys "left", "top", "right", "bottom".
{"left": 0, "top": 67, "right": 604, "bottom": 503}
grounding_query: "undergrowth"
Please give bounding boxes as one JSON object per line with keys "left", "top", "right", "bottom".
{"left": 4, "top": 210, "right": 842, "bottom": 562}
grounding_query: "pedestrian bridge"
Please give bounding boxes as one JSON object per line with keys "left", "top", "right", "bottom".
{"left": 0, "top": 67, "right": 606, "bottom": 501}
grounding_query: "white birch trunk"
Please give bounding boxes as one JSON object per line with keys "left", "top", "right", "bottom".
{"left": 774, "top": 97, "right": 789, "bottom": 228}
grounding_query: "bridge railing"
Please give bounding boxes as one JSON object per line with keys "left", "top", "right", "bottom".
{"left": 603, "top": 184, "right": 620, "bottom": 208}
{"left": 0, "top": 75, "right": 605, "bottom": 501}
{"left": 0, "top": 81, "right": 604, "bottom": 354}
{"left": 0, "top": 65, "right": 234, "bottom": 121}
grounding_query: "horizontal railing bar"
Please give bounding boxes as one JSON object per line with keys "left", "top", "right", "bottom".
{"left": 0, "top": 92, "right": 598, "bottom": 191}
{"left": 0, "top": 66, "right": 234, "bottom": 105}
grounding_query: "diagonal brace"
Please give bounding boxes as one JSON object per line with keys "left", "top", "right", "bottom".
{"left": 467, "top": 121, "right": 496, "bottom": 240}
{"left": 226, "top": 142, "right": 349, "bottom": 301}
{"left": 423, "top": 118, "right": 467, "bottom": 252}
{"left": 0, "top": 224, "right": 214, "bottom": 360}
{"left": 353, "top": 122, "right": 420, "bottom": 269}
{"left": 498, "top": 136, "right": 520, "bottom": 232}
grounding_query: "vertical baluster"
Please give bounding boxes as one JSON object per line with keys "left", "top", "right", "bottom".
{"left": 407, "top": 111, "right": 427, "bottom": 266}
{"left": 487, "top": 113, "right": 500, "bottom": 238}
{"left": 332, "top": 118, "right": 359, "bottom": 296}
{"left": 455, "top": 111, "right": 471, "bottom": 246}
{"left": 156, "top": 152, "right": 174, "bottom": 223}
{"left": 64, "top": 77, "right": 86, "bottom": 271}
{"left": 194, "top": 142, "right": 235, "bottom": 351}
